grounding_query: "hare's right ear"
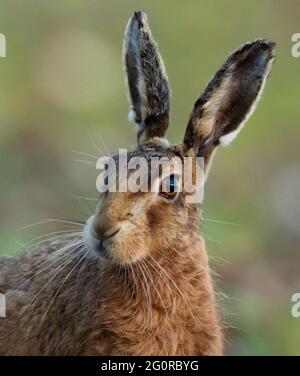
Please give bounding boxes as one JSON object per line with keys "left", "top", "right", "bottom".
{"left": 123, "top": 11, "right": 170, "bottom": 146}
{"left": 183, "top": 40, "right": 275, "bottom": 170}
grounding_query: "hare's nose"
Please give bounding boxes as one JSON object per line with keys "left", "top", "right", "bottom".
{"left": 102, "top": 227, "right": 120, "bottom": 240}
{"left": 93, "top": 222, "right": 120, "bottom": 241}
{"left": 95, "top": 228, "right": 120, "bottom": 255}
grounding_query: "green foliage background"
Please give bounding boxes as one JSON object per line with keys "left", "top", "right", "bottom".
{"left": 0, "top": 0, "right": 299, "bottom": 354}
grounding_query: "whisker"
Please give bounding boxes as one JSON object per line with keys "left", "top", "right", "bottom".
{"left": 148, "top": 255, "right": 198, "bottom": 324}
{"left": 18, "top": 219, "right": 84, "bottom": 231}
{"left": 21, "top": 243, "right": 85, "bottom": 315}
{"left": 12, "top": 240, "right": 28, "bottom": 252}
{"left": 141, "top": 259, "right": 172, "bottom": 328}
{"left": 20, "top": 233, "right": 83, "bottom": 260}
{"left": 22, "top": 230, "right": 82, "bottom": 249}
{"left": 95, "top": 131, "right": 111, "bottom": 156}
{"left": 41, "top": 249, "right": 87, "bottom": 322}
{"left": 72, "top": 196, "right": 94, "bottom": 215}
{"left": 39, "top": 219, "right": 85, "bottom": 227}
{"left": 18, "top": 239, "right": 84, "bottom": 290}
{"left": 128, "top": 264, "right": 138, "bottom": 301}
{"left": 71, "top": 159, "right": 96, "bottom": 166}
{"left": 71, "top": 195, "right": 98, "bottom": 202}
{"left": 144, "top": 257, "right": 177, "bottom": 310}
{"left": 201, "top": 230, "right": 222, "bottom": 245}
{"left": 144, "top": 257, "right": 176, "bottom": 304}
{"left": 72, "top": 150, "right": 99, "bottom": 160}
{"left": 203, "top": 218, "right": 246, "bottom": 227}
{"left": 25, "top": 235, "right": 83, "bottom": 275}
{"left": 136, "top": 261, "right": 152, "bottom": 324}
{"left": 89, "top": 133, "right": 106, "bottom": 157}
{"left": 75, "top": 255, "right": 89, "bottom": 298}
{"left": 140, "top": 259, "right": 153, "bottom": 322}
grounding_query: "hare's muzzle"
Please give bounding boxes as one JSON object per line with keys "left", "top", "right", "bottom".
{"left": 83, "top": 215, "right": 120, "bottom": 258}
{"left": 96, "top": 228, "right": 120, "bottom": 255}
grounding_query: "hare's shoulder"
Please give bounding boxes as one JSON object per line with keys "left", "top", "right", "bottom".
{"left": 0, "top": 236, "right": 81, "bottom": 291}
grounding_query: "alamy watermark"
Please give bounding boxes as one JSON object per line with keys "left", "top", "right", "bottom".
{"left": 0, "top": 33, "right": 6, "bottom": 57}
{"left": 291, "top": 33, "right": 300, "bottom": 58}
{"left": 0, "top": 293, "right": 6, "bottom": 317}
{"left": 95, "top": 149, "right": 205, "bottom": 203}
{"left": 291, "top": 293, "right": 300, "bottom": 318}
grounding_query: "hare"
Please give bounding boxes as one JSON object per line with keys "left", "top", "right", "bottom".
{"left": 0, "top": 11, "right": 275, "bottom": 355}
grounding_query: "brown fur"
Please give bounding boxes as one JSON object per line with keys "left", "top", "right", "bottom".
{"left": 0, "top": 209, "right": 222, "bottom": 355}
{"left": 0, "top": 11, "right": 275, "bottom": 355}
{"left": 0, "top": 146, "right": 222, "bottom": 355}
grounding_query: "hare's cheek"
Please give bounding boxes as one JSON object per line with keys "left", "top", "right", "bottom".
{"left": 109, "top": 225, "right": 150, "bottom": 265}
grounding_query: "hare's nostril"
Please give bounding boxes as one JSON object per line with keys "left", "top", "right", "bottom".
{"left": 96, "top": 228, "right": 119, "bottom": 255}
{"left": 103, "top": 227, "right": 120, "bottom": 240}
{"left": 96, "top": 227, "right": 120, "bottom": 241}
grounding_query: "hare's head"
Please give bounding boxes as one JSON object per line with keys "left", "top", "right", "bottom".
{"left": 84, "top": 11, "right": 275, "bottom": 265}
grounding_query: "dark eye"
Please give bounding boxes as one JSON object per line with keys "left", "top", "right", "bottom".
{"left": 159, "top": 174, "right": 180, "bottom": 199}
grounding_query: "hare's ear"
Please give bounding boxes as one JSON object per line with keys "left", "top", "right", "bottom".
{"left": 183, "top": 40, "right": 275, "bottom": 168}
{"left": 123, "top": 11, "right": 170, "bottom": 146}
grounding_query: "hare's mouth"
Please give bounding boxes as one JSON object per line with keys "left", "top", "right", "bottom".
{"left": 96, "top": 228, "right": 120, "bottom": 255}
{"left": 83, "top": 215, "right": 120, "bottom": 258}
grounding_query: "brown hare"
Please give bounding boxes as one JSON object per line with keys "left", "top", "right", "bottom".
{"left": 0, "top": 11, "right": 275, "bottom": 355}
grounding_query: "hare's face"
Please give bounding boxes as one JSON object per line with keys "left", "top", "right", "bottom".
{"left": 84, "top": 147, "right": 201, "bottom": 265}
{"left": 84, "top": 11, "right": 275, "bottom": 265}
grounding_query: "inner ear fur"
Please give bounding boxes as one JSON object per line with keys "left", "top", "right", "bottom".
{"left": 183, "top": 39, "right": 276, "bottom": 164}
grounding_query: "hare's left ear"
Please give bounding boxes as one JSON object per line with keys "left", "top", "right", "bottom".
{"left": 123, "top": 11, "right": 170, "bottom": 146}
{"left": 183, "top": 40, "right": 276, "bottom": 168}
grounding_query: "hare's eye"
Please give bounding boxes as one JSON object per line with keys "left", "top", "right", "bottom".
{"left": 159, "top": 174, "right": 180, "bottom": 200}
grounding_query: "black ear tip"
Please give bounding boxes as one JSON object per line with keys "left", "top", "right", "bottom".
{"left": 265, "top": 39, "right": 276, "bottom": 50}
{"left": 267, "top": 40, "right": 276, "bottom": 58}
{"left": 133, "top": 10, "right": 147, "bottom": 27}
{"left": 255, "top": 39, "right": 276, "bottom": 55}
{"left": 247, "top": 39, "right": 277, "bottom": 60}
{"left": 133, "top": 10, "right": 142, "bottom": 19}
{"left": 230, "top": 39, "right": 276, "bottom": 68}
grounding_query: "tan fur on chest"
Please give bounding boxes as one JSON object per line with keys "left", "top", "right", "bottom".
{"left": 82, "top": 236, "right": 223, "bottom": 356}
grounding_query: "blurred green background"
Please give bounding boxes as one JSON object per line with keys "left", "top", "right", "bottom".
{"left": 0, "top": 0, "right": 299, "bottom": 355}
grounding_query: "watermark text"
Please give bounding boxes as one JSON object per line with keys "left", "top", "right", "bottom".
{"left": 0, "top": 33, "right": 6, "bottom": 57}
{"left": 291, "top": 293, "right": 300, "bottom": 318}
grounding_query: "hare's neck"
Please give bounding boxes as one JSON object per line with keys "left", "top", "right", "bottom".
{"left": 102, "top": 233, "right": 214, "bottom": 314}
{"left": 91, "top": 233, "right": 223, "bottom": 355}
